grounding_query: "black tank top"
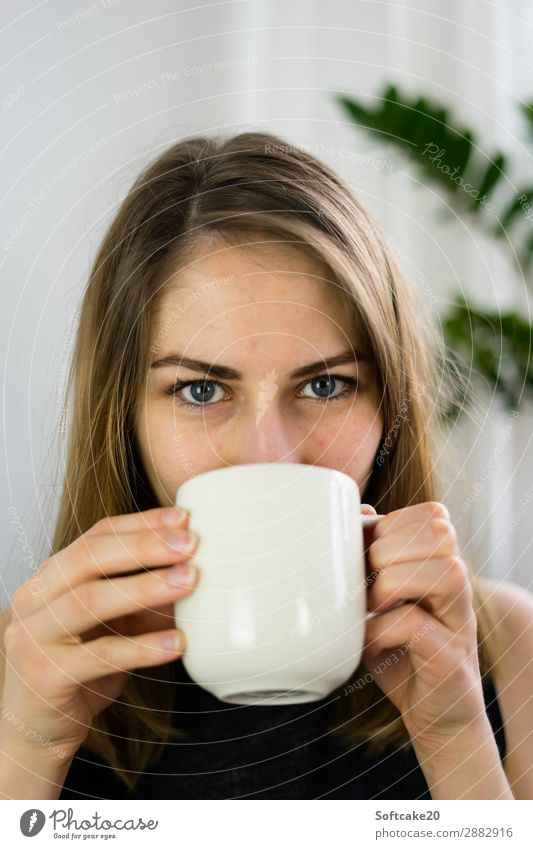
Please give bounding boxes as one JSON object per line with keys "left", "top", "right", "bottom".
{"left": 59, "top": 659, "right": 506, "bottom": 800}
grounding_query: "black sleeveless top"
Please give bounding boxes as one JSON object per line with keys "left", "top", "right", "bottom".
{"left": 59, "top": 659, "right": 506, "bottom": 800}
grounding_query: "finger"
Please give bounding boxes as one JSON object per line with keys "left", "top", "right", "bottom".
{"left": 28, "top": 563, "right": 200, "bottom": 643}
{"left": 367, "top": 556, "right": 474, "bottom": 633}
{"left": 362, "top": 511, "right": 384, "bottom": 567}
{"left": 12, "top": 507, "right": 191, "bottom": 618}
{"left": 99, "top": 601, "right": 177, "bottom": 638}
{"left": 363, "top": 601, "right": 446, "bottom": 670}
{"left": 12, "top": 525, "right": 198, "bottom": 618}
{"left": 58, "top": 627, "right": 187, "bottom": 683}
{"left": 84, "top": 506, "right": 190, "bottom": 537}
{"left": 374, "top": 501, "right": 450, "bottom": 536}
{"left": 370, "top": 517, "right": 458, "bottom": 569}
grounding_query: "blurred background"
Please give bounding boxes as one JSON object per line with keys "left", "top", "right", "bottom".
{"left": 1, "top": 0, "right": 532, "bottom": 605}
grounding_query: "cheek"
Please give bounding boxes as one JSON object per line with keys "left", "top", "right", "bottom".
{"left": 353, "top": 413, "right": 383, "bottom": 448}
{"left": 323, "top": 408, "right": 383, "bottom": 445}
{"left": 138, "top": 398, "right": 219, "bottom": 475}
{"left": 163, "top": 421, "right": 218, "bottom": 483}
{"left": 307, "top": 411, "right": 382, "bottom": 465}
{"left": 136, "top": 409, "right": 181, "bottom": 477}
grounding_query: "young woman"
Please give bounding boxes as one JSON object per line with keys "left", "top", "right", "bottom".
{"left": 1, "top": 131, "right": 532, "bottom": 800}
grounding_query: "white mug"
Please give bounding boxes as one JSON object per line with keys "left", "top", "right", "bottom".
{"left": 174, "top": 462, "right": 384, "bottom": 705}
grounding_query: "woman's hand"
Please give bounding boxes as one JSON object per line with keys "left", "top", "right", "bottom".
{"left": 362, "top": 501, "right": 485, "bottom": 752}
{"left": 0, "top": 506, "right": 199, "bottom": 763}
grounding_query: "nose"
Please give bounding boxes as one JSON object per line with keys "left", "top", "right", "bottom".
{"left": 222, "top": 396, "right": 308, "bottom": 466}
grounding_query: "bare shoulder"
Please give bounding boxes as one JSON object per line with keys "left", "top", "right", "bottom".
{"left": 0, "top": 606, "right": 13, "bottom": 644}
{"left": 476, "top": 576, "right": 533, "bottom": 799}
{"left": 0, "top": 606, "right": 14, "bottom": 688}
{"left": 0, "top": 607, "right": 11, "bottom": 660}
{"left": 476, "top": 577, "right": 533, "bottom": 666}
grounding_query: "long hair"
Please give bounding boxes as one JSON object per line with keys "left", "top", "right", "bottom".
{"left": 47, "top": 130, "right": 501, "bottom": 791}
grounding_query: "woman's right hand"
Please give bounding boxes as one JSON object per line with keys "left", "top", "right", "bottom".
{"left": 0, "top": 506, "right": 199, "bottom": 763}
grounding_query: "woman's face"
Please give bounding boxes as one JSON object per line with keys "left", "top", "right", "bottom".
{"left": 135, "top": 239, "right": 384, "bottom": 507}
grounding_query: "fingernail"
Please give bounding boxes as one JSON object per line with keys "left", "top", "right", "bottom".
{"left": 161, "top": 508, "right": 189, "bottom": 527}
{"left": 167, "top": 562, "right": 197, "bottom": 587}
{"left": 161, "top": 630, "right": 184, "bottom": 651}
{"left": 165, "top": 530, "right": 198, "bottom": 552}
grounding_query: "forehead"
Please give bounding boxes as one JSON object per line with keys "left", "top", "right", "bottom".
{"left": 152, "top": 242, "right": 355, "bottom": 345}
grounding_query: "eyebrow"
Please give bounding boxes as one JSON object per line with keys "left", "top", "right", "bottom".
{"left": 149, "top": 350, "right": 370, "bottom": 380}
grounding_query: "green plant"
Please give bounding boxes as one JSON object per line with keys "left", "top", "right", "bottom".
{"left": 335, "top": 84, "right": 533, "bottom": 412}
{"left": 442, "top": 295, "right": 531, "bottom": 412}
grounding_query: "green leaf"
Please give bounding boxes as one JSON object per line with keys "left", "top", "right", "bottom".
{"left": 519, "top": 100, "right": 533, "bottom": 135}
{"left": 441, "top": 296, "right": 533, "bottom": 411}
{"left": 447, "top": 129, "right": 473, "bottom": 176}
{"left": 411, "top": 101, "right": 440, "bottom": 157}
{"left": 523, "top": 230, "right": 533, "bottom": 269}
{"left": 470, "top": 153, "right": 507, "bottom": 208}
{"left": 335, "top": 84, "right": 508, "bottom": 217}
{"left": 335, "top": 95, "right": 375, "bottom": 130}
{"left": 497, "top": 186, "right": 533, "bottom": 232}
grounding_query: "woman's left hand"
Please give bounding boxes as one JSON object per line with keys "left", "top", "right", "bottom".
{"left": 362, "top": 501, "right": 486, "bottom": 751}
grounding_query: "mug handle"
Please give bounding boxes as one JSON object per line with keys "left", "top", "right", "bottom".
{"left": 359, "top": 513, "right": 407, "bottom": 619}
{"left": 361, "top": 513, "right": 386, "bottom": 528}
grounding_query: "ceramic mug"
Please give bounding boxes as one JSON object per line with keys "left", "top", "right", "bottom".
{"left": 174, "top": 462, "right": 384, "bottom": 705}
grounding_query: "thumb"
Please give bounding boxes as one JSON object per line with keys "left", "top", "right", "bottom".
{"left": 360, "top": 503, "right": 377, "bottom": 516}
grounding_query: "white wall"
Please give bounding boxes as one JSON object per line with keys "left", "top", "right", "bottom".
{"left": 2, "top": 0, "right": 532, "bottom": 606}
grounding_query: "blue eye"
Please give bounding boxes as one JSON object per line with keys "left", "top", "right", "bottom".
{"left": 300, "top": 375, "right": 356, "bottom": 401}
{"left": 166, "top": 375, "right": 359, "bottom": 411}
{"left": 169, "top": 379, "right": 223, "bottom": 406}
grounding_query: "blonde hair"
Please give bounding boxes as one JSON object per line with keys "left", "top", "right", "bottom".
{"left": 48, "top": 131, "right": 501, "bottom": 791}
